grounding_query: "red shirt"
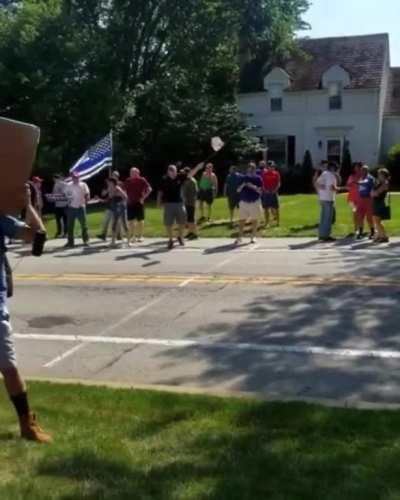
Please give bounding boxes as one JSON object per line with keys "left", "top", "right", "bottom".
{"left": 346, "top": 173, "right": 361, "bottom": 204}
{"left": 262, "top": 169, "right": 281, "bottom": 192}
{"left": 124, "top": 176, "right": 150, "bottom": 204}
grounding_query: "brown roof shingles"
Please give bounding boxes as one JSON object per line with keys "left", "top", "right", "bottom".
{"left": 240, "top": 33, "right": 389, "bottom": 93}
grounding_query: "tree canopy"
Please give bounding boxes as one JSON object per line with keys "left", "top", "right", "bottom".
{"left": 0, "top": 0, "right": 309, "bottom": 181}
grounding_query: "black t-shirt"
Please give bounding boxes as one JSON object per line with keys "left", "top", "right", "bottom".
{"left": 160, "top": 174, "right": 185, "bottom": 203}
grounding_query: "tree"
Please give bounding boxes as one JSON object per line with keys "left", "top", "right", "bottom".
{"left": 341, "top": 143, "right": 352, "bottom": 183}
{"left": 301, "top": 149, "right": 313, "bottom": 192}
{"left": 0, "top": 0, "right": 310, "bottom": 180}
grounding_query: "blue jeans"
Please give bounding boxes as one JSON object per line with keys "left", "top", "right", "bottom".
{"left": 111, "top": 202, "right": 128, "bottom": 233}
{"left": 319, "top": 201, "right": 334, "bottom": 239}
{"left": 67, "top": 207, "right": 89, "bottom": 246}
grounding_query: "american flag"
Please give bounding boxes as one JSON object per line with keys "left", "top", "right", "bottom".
{"left": 70, "top": 132, "right": 113, "bottom": 181}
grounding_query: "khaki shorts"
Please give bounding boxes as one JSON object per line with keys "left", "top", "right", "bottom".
{"left": 239, "top": 201, "right": 262, "bottom": 221}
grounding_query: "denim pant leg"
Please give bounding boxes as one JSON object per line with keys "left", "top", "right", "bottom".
{"left": 319, "top": 201, "right": 334, "bottom": 239}
{"left": 67, "top": 208, "right": 76, "bottom": 246}
{"left": 102, "top": 210, "right": 113, "bottom": 235}
{"left": 77, "top": 207, "right": 89, "bottom": 243}
{"left": 0, "top": 299, "right": 16, "bottom": 372}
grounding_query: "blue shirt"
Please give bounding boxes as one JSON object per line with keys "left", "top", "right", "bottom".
{"left": 0, "top": 215, "right": 25, "bottom": 305}
{"left": 225, "top": 172, "right": 242, "bottom": 197}
{"left": 238, "top": 174, "right": 263, "bottom": 203}
{"left": 358, "top": 175, "right": 374, "bottom": 199}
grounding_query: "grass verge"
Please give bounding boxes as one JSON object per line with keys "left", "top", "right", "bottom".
{"left": 44, "top": 194, "right": 400, "bottom": 239}
{"left": 1, "top": 381, "right": 400, "bottom": 499}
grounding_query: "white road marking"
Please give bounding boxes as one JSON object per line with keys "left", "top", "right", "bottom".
{"left": 15, "top": 332, "right": 400, "bottom": 361}
{"left": 42, "top": 271, "right": 202, "bottom": 369}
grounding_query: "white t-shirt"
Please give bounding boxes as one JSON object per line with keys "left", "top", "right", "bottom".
{"left": 66, "top": 182, "right": 90, "bottom": 208}
{"left": 317, "top": 171, "right": 336, "bottom": 202}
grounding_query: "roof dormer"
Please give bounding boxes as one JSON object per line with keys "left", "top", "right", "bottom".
{"left": 263, "top": 67, "right": 291, "bottom": 92}
{"left": 321, "top": 65, "right": 351, "bottom": 89}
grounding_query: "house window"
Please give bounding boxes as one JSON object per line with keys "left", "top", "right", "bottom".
{"left": 329, "top": 82, "right": 342, "bottom": 110}
{"left": 266, "top": 137, "right": 287, "bottom": 166}
{"left": 271, "top": 97, "right": 282, "bottom": 112}
{"left": 327, "top": 139, "right": 342, "bottom": 164}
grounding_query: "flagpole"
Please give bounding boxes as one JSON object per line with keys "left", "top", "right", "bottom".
{"left": 108, "top": 130, "right": 113, "bottom": 177}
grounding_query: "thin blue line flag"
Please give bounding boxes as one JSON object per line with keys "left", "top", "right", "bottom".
{"left": 70, "top": 133, "right": 113, "bottom": 181}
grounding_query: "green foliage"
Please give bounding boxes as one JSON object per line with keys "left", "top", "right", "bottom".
{"left": 341, "top": 145, "right": 353, "bottom": 182}
{"left": 387, "top": 143, "right": 400, "bottom": 185}
{"left": 0, "top": 0, "right": 309, "bottom": 179}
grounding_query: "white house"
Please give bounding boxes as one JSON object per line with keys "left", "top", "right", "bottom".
{"left": 238, "top": 34, "right": 400, "bottom": 168}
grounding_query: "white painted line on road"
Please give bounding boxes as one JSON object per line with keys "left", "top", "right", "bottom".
{"left": 42, "top": 274, "right": 198, "bottom": 369}
{"left": 43, "top": 294, "right": 166, "bottom": 368}
{"left": 15, "top": 333, "right": 400, "bottom": 361}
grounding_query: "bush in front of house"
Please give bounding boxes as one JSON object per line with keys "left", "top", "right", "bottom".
{"left": 387, "top": 143, "right": 400, "bottom": 186}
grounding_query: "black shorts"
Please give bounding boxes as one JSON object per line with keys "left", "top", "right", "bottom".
{"left": 127, "top": 202, "right": 145, "bottom": 221}
{"left": 185, "top": 205, "right": 196, "bottom": 224}
{"left": 198, "top": 189, "right": 215, "bottom": 205}
{"left": 228, "top": 194, "right": 240, "bottom": 211}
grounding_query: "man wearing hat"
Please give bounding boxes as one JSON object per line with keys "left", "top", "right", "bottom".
{"left": 65, "top": 172, "right": 90, "bottom": 248}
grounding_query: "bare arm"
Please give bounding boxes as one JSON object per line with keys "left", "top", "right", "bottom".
{"left": 190, "top": 162, "right": 205, "bottom": 177}
{"left": 16, "top": 185, "right": 46, "bottom": 243}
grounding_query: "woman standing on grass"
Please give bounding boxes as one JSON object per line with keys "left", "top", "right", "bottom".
{"left": 372, "top": 168, "right": 391, "bottom": 243}
{"left": 345, "top": 162, "right": 362, "bottom": 236}
{"left": 108, "top": 178, "right": 129, "bottom": 247}
{"left": 198, "top": 163, "right": 218, "bottom": 222}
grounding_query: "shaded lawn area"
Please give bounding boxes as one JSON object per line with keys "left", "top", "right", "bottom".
{"left": 44, "top": 194, "right": 400, "bottom": 239}
{"left": 1, "top": 382, "right": 400, "bottom": 499}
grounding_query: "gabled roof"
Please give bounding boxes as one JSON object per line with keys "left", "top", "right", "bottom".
{"left": 240, "top": 33, "right": 389, "bottom": 93}
{"left": 385, "top": 67, "right": 400, "bottom": 116}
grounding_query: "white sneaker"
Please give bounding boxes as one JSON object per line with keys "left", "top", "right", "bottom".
{"left": 137, "top": 237, "right": 144, "bottom": 243}
{"left": 250, "top": 237, "right": 257, "bottom": 244}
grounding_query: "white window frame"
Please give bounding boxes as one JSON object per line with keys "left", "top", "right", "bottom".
{"left": 264, "top": 135, "right": 288, "bottom": 166}
{"left": 326, "top": 138, "right": 343, "bottom": 164}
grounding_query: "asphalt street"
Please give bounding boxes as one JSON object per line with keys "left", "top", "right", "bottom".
{"left": 7, "top": 237, "right": 400, "bottom": 406}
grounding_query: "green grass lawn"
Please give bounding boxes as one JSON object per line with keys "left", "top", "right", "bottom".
{"left": 45, "top": 194, "right": 400, "bottom": 239}
{"left": 1, "top": 382, "right": 400, "bottom": 499}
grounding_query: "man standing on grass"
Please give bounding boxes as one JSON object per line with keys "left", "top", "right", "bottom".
{"left": 52, "top": 174, "right": 68, "bottom": 238}
{"left": 315, "top": 162, "right": 338, "bottom": 242}
{"left": 0, "top": 185, "right": 52, "bottom": 443}
{"left": 224, "top": 166, "right": 241, "bottom": 227}
{"left": 124, "top": 167, "right": 152, "bottom": 243}
{"left": 235, "top": 163, "right": 263, "bottom": 245}
{"left": 65, "top": 172, "right": 90, "bottom": 248}
{"left": 261, "top": 161, "right": 281, "bottom": 227}
{"left": 158, "top": 163, "right": 205, "bottom": 249}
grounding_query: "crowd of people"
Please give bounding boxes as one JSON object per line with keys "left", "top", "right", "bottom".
{"left": 29, "top": 158, "right": 391, "bottom": 249}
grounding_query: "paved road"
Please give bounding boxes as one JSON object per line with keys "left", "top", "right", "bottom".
{"left": 8, "top": 237, "right": 400, "bottom": 406}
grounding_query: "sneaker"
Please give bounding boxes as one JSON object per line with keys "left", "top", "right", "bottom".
{"left": 137, "top": 237, "right": 144, "bottom": 243}
{"left": 167, "top": 239, "right": 174, "bottom": 250}
{"left": 319, "top": 237, "right": 336, "bottom": 242}
{"left": 19, "top": 412, "right": 52, "bottom": 444}
{"left": 235, "top": 238, "right": 243, "bottom": 245}
{"left": 177, "top": 237, "right": 185, "bottom": 246}
{"left": 96, "top": 234, "right": 106, "bottom": 241}
{"left": 368, "top": 231, "right": 375, "bottom": 240}
{"left": 64, "top": 243, "right": 75, "bottom": 249}
{"left": 250, "top": 237, "right": 257, "bottom": 244}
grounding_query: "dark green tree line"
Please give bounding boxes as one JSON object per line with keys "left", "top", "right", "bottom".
{"left": 0, "top": 0, "right": 309, "bottom": 182}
